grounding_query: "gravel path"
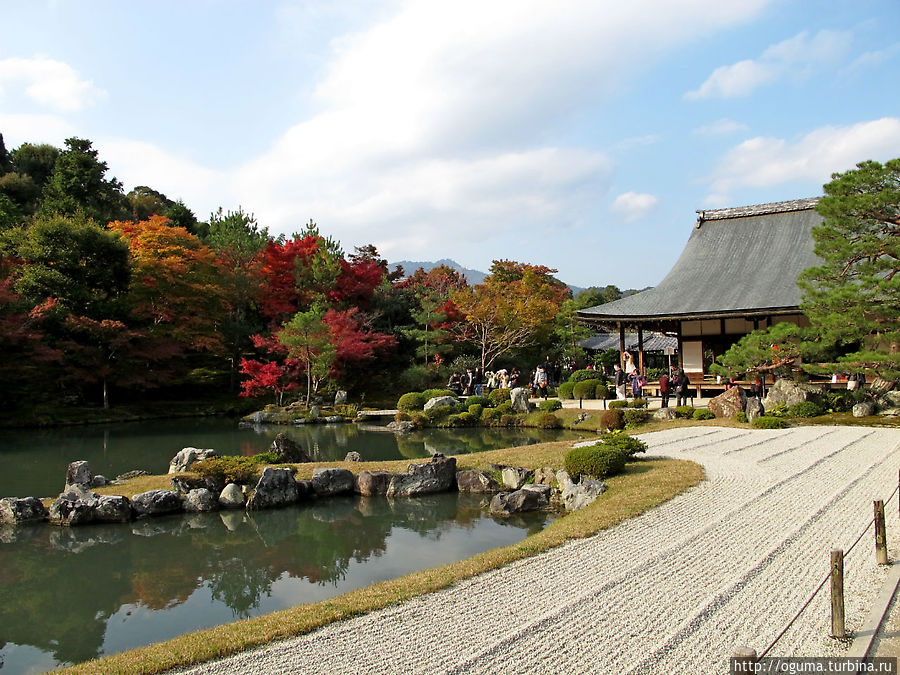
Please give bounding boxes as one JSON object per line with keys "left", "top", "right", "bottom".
{"left": 177, "top": 426, "right": 900, "bottom": 675}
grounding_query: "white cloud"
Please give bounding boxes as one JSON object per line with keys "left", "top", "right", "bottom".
{"left": 0, "top": 57, "right": 107, "bottom": 112}
{"left": 685, "top": 29, "right": 851, "bottom": 99}
{"left": 704, "top": 117, "right": 900, "bottom": 201}
{"left": 0, "top": 113, "right": 75, "bottom": 147}
{"left": 841, "top": 42, "right": 900, "bottom": 76}
{"left": 611, "top": 192, "right": 658, "bottom": 222}
{"left": 693, "top": 119, "right": 750, "bottom": 136}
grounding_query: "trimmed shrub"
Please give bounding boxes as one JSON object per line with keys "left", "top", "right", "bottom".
{"left": 496, "top": 401, "right": 514, "bottom": 414}
{"left": 465, "top": 395, "right": 492, "bottom": 408}
{"left": 693, "top": 409, "right": 715, "bottom": 421}
{"left": 423, "top": 406, "right": 452, "bottom": 424}
{"left": 601, "top": 408, "right": 625, "bottom": 431}
{"left": 572, "top": 379, "right": 600, "bottom": 400}
{"left": 397, "top": 392, "right": 428, "bottom": 412}
{"left": 423, "top": 388, "right": 455, "bottom": 400}
{"left": 569, "top": 369, "right": 607, "bottom": 384}
{"left": 787, "top": 400, "right": 824, "bottom": 418}
{"left": 468, "top": 404, "right": 484, "bottom": 418}
{"left": 453, "top": 400, "right": 469, "bottom": 414}
{"left": 600, "top": 433, "right": 648, "bottom": 457}
{"left": 630, "top": 398, "right": 649, "bottom": 409}
{"left": 394, "top": 411, "right": 412, "bottom": 422}
{"left": 192, "top": 456, "right": 265, "bottom": 485}
{"left": 481, "top": 407, "right": 503, "bottom": 425}
{"left": 734, "top": 411, "right": 748, "bottom": 423}
{"left": 489, "top": 388, "right": 512, "bottom": 406}
{"left": 608, "top": 400, "right": 627, "bottom": 409}
{"left": 623, "top": 408, "right": 649, "bottom": 427}
{"left": 539, "top": 399, "right": 562, "bottom": 412}
{"left": 674, "top": 406, "right": 695, "bottom": 419}
{"left": 536, "top": 413, "right": 562, "bottom": 429}
{"left": 448, "top": 411, "right": 477, "bottom": 427}
{"left": 595, "top": 384, "right": 609, "bottom": 400}
{"left": 753, "top": 416, "right": 788, "bottom": 429}
{"left": 564, "top": 444, "right": 627, "bottom": 480}
{"left": 500, "top": 414, "right": 517, "bottom": 427}
{"left": 558, "top": 381, "right": 575, "bottom": 399}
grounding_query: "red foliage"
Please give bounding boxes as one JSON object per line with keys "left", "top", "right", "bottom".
{"left": 332, "top": 258, "right": 384, "bottom": 307}
{"left": 257, "top": 236, "right": 320, "bottom": 323}
{"left": 323, "top": 307, "right": 396, "bottom": 375}
{"left": 239, "top": 333, "right": 305, "bottom": 403}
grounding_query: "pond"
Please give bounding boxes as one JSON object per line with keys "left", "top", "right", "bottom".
{"left": 0, "top": 418, "right": 585, "bottom": 674}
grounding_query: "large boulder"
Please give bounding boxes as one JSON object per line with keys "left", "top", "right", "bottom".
{"left": 218, "top": 483, "right": 245, "bottom": 509}
{"left": 49, "top": 486, "right": 100, "bottom": 526}
{"left": 534, "top": 467, "right": 556, "bottom": 486}
{"left": 131, "top": 490, "right": 184, "bottom": 518}
{"left": 64, "top": 460, "right": 94, "bottom": 490}
{"left": 183, "top": 488, "right": 218, "bottom": 513}
{"left": 168, "top": 448, "right": 217, "bottom": 474}
{"left": 456, "top": 469, "right": 501, "bottom": 493}
{"left": 387, "top": 455, "right": 457, "bottom": 497}
{"left": 334, "top": 390, "right": 348, "bottom": 406}
{"left": 94, "top": 495, "right": 132, "bottom": 523}
{"left": 708, "top": 387, "right": 746, "bottom": 419}
{"left": 270, "top": 433, "right": 312, "bottom": 463}
{"left": 424, "top": 396, "right": 457, "bottom": 412}
{"left": 501, "top": 466, "right": 532, "bottom": 490}
{"left": 386, "top": 420, "right": 416, "bottom": 434}
{"left": 311, "top": 468, "right": 355, "bottom": 497}
{"left": 853, "top": 401, "right": 877, "bottom": 417}
{"left": 653, "top": 407, "right": 677, "bottom": 421}
{"left": 489, "top": 488, "right": 548, "bottom": 516}
{"left": 0, "top": 497, "right": 48, "bottom": 525}
{"left": 762, "top": 379, "right": 822, "bottom": 410}
{"left": 510, "top": 387, "right": 532, "bottom": 413}
{"left": 562, "top": 479, "right": 607, "bottom": 512}
{"left": 355, "top": 470, "right": 395, "bottom": 496}
{"left": 247, "top": 467, "right": 301, "bottom": 510}
{"left": 745, "top": 397, "right": 764, "bottom": 423}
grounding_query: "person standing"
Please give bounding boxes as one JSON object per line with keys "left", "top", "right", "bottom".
{"left": 674, "top": 369, "right": 690, "bottom": 407}
{"left": 474, "top": 367, "right": 484, "bottom": 396}
{"left": 658, "top": 370, "right": 670, "bottom": 408}
{"left": 535, "top": 365, "right": 549, "bottom": 399}
{"left": 614, "top": 364, "right": 627, "bottom": 400}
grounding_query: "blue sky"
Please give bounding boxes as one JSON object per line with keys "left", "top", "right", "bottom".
{"left": 2, "top": 0, "right": 899, "bottom": 289}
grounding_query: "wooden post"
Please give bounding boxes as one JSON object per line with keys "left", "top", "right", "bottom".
{"left": 731, "top": 646, "right": 757, "bottom": 671}
{"left": 875, "top": 499, "right": 888, "bottom": 565}
{"left": 831, "top": 549, "right": 845, "bottom": 638}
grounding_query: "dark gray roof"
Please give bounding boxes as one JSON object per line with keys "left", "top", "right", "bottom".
{"left": 578, "top": 198, "right": 822, "bottom": 323}
{"left": 580, "top": 332, "right": 677, "bottom": 352}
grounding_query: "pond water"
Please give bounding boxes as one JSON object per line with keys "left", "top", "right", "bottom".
{"left": 0, "top": 418, "right": 585, "bottom": 674}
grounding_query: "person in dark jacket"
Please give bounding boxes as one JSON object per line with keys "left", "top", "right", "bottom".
{"left": 658, "top": 371, "right": 670, "bottom": 408}
{"left": 674, "top": 369, "right": 690, "bottom": 407}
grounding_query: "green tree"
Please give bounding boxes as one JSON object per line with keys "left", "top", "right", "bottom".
{"left": 798, "top": 158, "right": 900, "bottom": 379}
{"left": 167, "top": 200, "right": 203, "bottom": 237}
{"left": 0, "top": 134, "right": 12, "bottom": 174}
{"left": 127, "top": 185, "right": 174, "bottom": 221}
{"left": 710, "top": 322, "right": 809, "bottom": 379}
{"left": 12, "top": 142, "right": 60, "bottom": 188}
{"left": 40, "top": 137, "right": 129, "bottom": 224}
{"left": 279, "top": 306, "right": 336, "bottom": 407}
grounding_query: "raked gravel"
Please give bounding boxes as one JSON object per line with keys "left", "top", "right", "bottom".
{"left": 176, "top": 426, "right": 900, "bottom": 675}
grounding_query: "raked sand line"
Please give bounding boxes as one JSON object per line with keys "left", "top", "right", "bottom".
{"left": 176, "top": 426, "right": 900, "bottom": 675}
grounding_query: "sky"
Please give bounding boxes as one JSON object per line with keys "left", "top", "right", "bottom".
{"left": 2, "top": 0, "right": 899, "bottom": 290}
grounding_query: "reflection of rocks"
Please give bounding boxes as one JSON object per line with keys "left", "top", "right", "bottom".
{"left": 131, "top": 490, "right": 183, "bottom": 518}
{"left": 49, "top": 526, "right": 124, "bottom": 553}
{"left": 220, "top": 510, "right": 245, "bottom": 531}
{"left": 356, "top": 470, "right": 395, "bottom": 496}
{"left": 456, "top": 469, "right": 500, "bottom": 493}
{"left": 168, "top": 448, "right": 217, "bottom": 474}
{"left": 306, "top": 498, "right": 359, "bottom": 523}
{"left": 387, "top": 455, "right": 457, "bottom": 497}
{"left": 312, "top": 468, "right": 355, "bottom": 497}
{"left": 247, "top": 468, "right": 301, "bottom": 510}
{"left": 0, "top": 497, "right": 48, "bottom": 525}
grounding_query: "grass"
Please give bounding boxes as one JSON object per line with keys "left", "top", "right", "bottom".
{"left": 54, "top": 442, "right": 704, "bottom": 675}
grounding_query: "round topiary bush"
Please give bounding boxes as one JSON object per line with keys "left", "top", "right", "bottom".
{"left": 397, "top": 392, "right": 428, "bottom": 412}
{"left": 623, "top": 408, "right": 649, "bottom": 427}
{"left": 734, "top": 411, "right": 748, "bottom": 423}
{"left": 572, "top": 379, "right": 600, "bottom": 400}
{"left": 539, "top": 399, "right": 562, "bottom": 412}
{"left": 536, "top": 413, "right": 562, "bottom": 429}
{"left": 599, "top": 433, "right": 648, "bottom": 457}
{"left": 489, "top": 388, "right": 512, "bottom": 405}
{"left": 558, "top": 381, "right": 575, "bottom": 399}
{"left": 608, "top": 400, "right": 627, "bottom": 409}
{"left": 752, "top": 416, "right": 788, "bottom": 429}
{"left": 449, "top": 411, "right": 477, "bottom": 426}
{"left": 595, "top": 384, "right": 609, "bottom": 400}
{"left": 786, "top": 400, "right": 824, "bottom": 418}
{"left": 465, "top": 395, "right": 492, "bottom": 408}
{"left": 601, "top": 407, "right": 625, "bottom": 431}
{"left": 693, "top": 409, "right": 715, "bottom": 421}
{"left": 674, "top": 406, "right": 695, "bottom": 419}
{"left": 500, "top": 414, "right": 517, "bottom": 427}
{"left": 423, "top": 388, "right": 455, "bottom": 400}
{"left": 496, "top": 401, "right": 514, "bottom": 414}
{"left": 481, "top": 407, "right": 502, "bottom": 425}
{"left": 564, "top": 443, "right": 627, "bottom": 479}
{"left": 569, "top": 369, "right": 607, "bottom": 384}
{"left": 630, "top": 398, "right": 649, "bottom": 409}
{"left": 395, "top": 411, "right": 412, "bottom": 422}
{"left": 468, "top": 404, "right": 484, "bottom": 418}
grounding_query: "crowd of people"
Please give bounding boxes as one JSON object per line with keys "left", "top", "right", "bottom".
{"left": 445, "top": 358, "right": 564, "bottom": 399}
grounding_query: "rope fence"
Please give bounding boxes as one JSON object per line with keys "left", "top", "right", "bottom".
{"left": 736, "top": 477, "right": 900, "bottom": 663}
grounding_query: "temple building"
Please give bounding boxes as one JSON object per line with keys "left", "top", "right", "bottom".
{"left": 577, "top": 197, "right": 822, "bottom": 379}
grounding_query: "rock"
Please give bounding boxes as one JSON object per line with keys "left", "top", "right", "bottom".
{"left": 501, "top": 466, "right": 532, "bottom": 490}
{"left": 0, "top": 497, "right": 48, "bottom": 525}
{"left": 115, "top": 470, "right": 149, "bottom": 482}
{"left": 653, "top": 407, "right": 677, "bottom": 421}
{"left": 324, "top": 416, "right": 344, "bottom": 423}
{"left": 64, "top": 460, "right": 93, "bottom": 490}
{"left": 355, "top": 470, "right": 395, "bottom": 496}
{"left": 184, "top": 488, "right": 218, "bottom": 512}
{"left": 853, "top": 401, "right": 877, "bottom": 417}
{"left": 49, "top": 486, "right": 99, "bottom": 526}
{"left": 168, "top": 447, "right": 217, "bottom": 474}
{"left": 521, "top": 483, "right": 552, "bottom": 499}
{"left": 745, "top": 397, "right": 764, "bottom": 423}
{"left": 345, "top": 451, "right": 362, "bottom": 462}
{"left": 880, "top": 407, "right": 900, "bottom": 418}
{"left": 270, "top": 433, "right": 312, "bottom": 463}
{"left": 708, "top": 387, "right": 746, "bottom": 419}
{"left": 89, "top": 475, "right": 108, "bottom": 488}
{"left": 881, "top": 391, "right": 900, "bottom": 408}
{"left": 334, "top": 390, "right": 348, "bottom": 406}
{"left": 131, "top": 490, "right": 184, "bottom": 518}
{"left": 424, "top": 396, "right": 457, "bottom": 412}
{"left": 247, "top": 467, "right": 301, "bottom": 510}
{"left": 94, "top": 495, "right": 132, "bottom": 523}
{"left": 534, "top": 466, "right": 556, "bottom": 485}
{"left": 311, "top": 468, "right": 355, "bottom": 497}
{"left": 489, "top": 488, "right": 548, "bottom": 516}
{"left": 309, "top": 406, "right": 321, "bottom": 420}
{"left": 218, "top": 483, "right": 245, "bottom": 509}
{"left": 555, "top": 469, "right": 575, "bottom": 492}
{"left": 456, "top": 469, "right": 501, "bottom": 493}
{"left": 562, "top": 480, "right": 607, "bottom": 511}
{"left": 509, "top": 387, "right": 532, "bottom": 413}
{"left": 387, "top": 455, "right": 457, "bottom": 497}
{"left": 762, "top": 379, "right": 821, "bottom": 410}
{"left": 387, "top": 420, "right": 416, "bottom": 434}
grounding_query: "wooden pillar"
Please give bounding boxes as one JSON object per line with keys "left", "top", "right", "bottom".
{"left": 831, "top": 549, "right": 845, "bottom": 638}
{"left": 676, "top": 321, "right": 684, "bottom": 371}
{"left": 637, "top": 326, "right": 645, "bottom": 374}
{"left": 875, "top": 500, "right": 888, "bottom": 565}
{"left": 618, "top": 322, "right": 626, "bottom": 368}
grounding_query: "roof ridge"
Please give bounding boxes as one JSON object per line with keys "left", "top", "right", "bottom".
{"left": 696, "top": 197, "right": 821, "bottom": 223}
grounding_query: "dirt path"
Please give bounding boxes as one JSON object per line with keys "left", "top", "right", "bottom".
{"left": 178, "top": 426, "right": 900, "bottom": 674}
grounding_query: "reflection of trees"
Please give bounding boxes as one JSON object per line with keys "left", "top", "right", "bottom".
{"left": 209, "top": 557, "right": 280, "bottom": 619}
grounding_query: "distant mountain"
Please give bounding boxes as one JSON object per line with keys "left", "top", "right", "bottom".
{"left": 388, "top": 258, "right": 488, "bottom": 285}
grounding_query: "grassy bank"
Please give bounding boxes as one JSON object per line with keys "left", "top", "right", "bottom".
{"left": 62, "top": 442, "right": 704, "bottom": 675}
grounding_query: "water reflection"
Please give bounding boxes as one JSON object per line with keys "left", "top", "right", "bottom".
{"left": 0, "top": 492, "right": 552, "bottom": 674}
